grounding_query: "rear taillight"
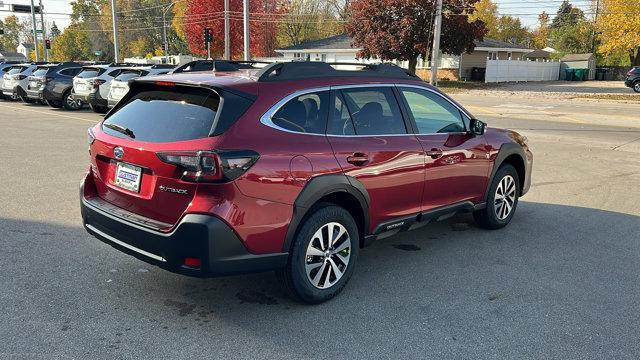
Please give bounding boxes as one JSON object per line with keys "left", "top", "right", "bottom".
{"left": 92, "top": 79, "right": 106, "bottom": 88}
{"left": 157, "top": 150, "right": 259, "bottom": 183}
{"left": 14, "top": 75, "right": 27, "bottom": 80}
{"left": 44, "top": 76, "right": 54, "bottom": 84}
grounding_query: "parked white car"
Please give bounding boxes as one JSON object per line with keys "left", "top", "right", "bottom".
{"left": 107, "top": 65, "right": 175, "bottom": 108}
{"left": 72, "top": 63, "right": 143, "bottom": 113}
{"left": 1, "top": 63, "right": 38, "bottom": 102}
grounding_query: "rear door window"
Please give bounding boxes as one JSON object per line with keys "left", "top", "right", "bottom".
{"left": 60, "top": 68, "right": 81, "bottom": 76}
{"left": 337, "top": 87, "right": 407, "bottom": 135}
{"left": 103, "top": 86, "right": 219, "bottom": 143}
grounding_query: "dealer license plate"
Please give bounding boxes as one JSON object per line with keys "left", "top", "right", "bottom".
{"left": 114, "top": 162, "right": 142, "bottom": 193}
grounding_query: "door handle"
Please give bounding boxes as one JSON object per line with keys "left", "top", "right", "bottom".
{"left": 347, "top": 152, "right": 369, "bottom": 165}
{"left": 426, "top": 148, "right": 443, "bottom": 159}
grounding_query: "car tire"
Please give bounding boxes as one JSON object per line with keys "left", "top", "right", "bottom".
{"left": 473, "top": 164, "right": 520, "bottom": 230}
{"left": 277, "top": 204, "right": 359, "bottom": 304}
{"left": 90, "top": 104, "right": 108, "bottom": 114}
{"left": 46, "top": 99, "right": 63, "bottom": 108}
{"left": 633, "top": 81, "right": 640, "bottom": 93}
{"left": 62, "top": 90, "right": 82, "bottom": 111}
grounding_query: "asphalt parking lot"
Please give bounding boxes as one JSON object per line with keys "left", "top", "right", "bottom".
{"left": 1, "top": 95, "right": 639, "bottom": 359}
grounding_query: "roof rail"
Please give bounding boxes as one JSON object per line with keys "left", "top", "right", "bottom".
{"left": 150, "top": 64, "right": 176, "bottom": 69}
{"left": 254, "top": 61, "right": 420, "bottom": 82}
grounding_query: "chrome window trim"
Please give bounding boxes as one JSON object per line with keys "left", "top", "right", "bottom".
{"left": 259, "top": 83, "right": 474, "bottom": 137}
{"left": 259, "top": 86, "right": 330, "bottom": 137}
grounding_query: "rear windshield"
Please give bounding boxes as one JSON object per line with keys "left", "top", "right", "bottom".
{"left": 102, "top": 86, "right": 219, "bottom": 143}
{"left": 7, "top": 67, "right": 26, "bottom": 75}
{"left": 77, "top": 68, "right": 105, "bottom": 78}
{"left": 32, "top": 68, "right": 50, "bottom": 77}
{"left": 114, "top": 71, "right": 144, "bottom": 81}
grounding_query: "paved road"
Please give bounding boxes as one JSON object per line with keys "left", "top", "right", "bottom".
{"left": 1, "top": 98, "right": 639, "bottom": 359}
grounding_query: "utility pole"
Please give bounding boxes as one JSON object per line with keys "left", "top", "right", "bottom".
{"left": 111, "top": 0, "right": 120, "bottom": 63}
{"left": 591, "top": 0, "right": 600, "bottom": 53}
{"left": 30, "top": 0, "right": 39, "bottom": 62}
{"left": 163, "top": 2, "right": 176, "bottom": 64}
{"left": 430, "top": 0, "right": 443, "bottom": 86}
{"left": 243, "top": 0, "right": 249, "bottom": 61}
{"left": 224, "top": 0, "right": 230, "bottom": 60}
{"left": 39, "top": 0, "right": 47, "bottom": 61}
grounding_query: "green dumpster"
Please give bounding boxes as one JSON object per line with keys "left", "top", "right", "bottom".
{"left": 564, "top": 68, "right": 575, "bottom": 81}
{"left": 575, "top": 68, "right": 587, "bottom": 81}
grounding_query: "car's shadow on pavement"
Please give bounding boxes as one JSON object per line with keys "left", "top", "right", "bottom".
{"left": 2, "top": 201, "right": 639, "bottom": 358}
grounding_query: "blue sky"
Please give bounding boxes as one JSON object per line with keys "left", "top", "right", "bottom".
{"left": 2, "top": 0, "right": 595, "bottom": 32}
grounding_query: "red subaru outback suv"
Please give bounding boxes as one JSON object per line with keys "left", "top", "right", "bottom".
{"left": 81, "top": 62, "right": 532, "bottom": 303}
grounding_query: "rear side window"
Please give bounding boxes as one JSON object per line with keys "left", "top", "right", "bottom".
{"left": 272, "top": 91, "right": 329, "bottom": 134}
{"left": 103, "top": 86, "right": 219, "bottom": 143}
{"left": 335, "top": 87, "right": 407, "bottom": 136}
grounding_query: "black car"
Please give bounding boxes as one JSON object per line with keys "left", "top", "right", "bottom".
{"left": 169, "top": 60, "right": 264, "bottom": 74}
{"left": 37, "top": 62, "right": 84, "bottom": 110}
{"left": 624, "top": 66, "right": 640, "bottom": 93}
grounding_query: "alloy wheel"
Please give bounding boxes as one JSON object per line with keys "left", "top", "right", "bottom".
{"left": 635, "top": 82, "right": 640, "bottom": 93}
{"left": 305, "top": 222, "right": 351, "bottom": 289}
{"left": 66, "top": 95, "right": 80, "bottom": 110}
{"left": 494, "top": 175, "right": 517, "bottom": 220}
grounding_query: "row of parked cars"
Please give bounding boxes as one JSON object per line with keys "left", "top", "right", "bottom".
{"left": 0, "top": 60, "right": 234, "bottom": 112}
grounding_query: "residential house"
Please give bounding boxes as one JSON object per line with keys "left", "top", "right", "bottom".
{"left": 16, "top": 43, "right": 33, "bottom": 59}
{"left": 275, "top": 34, "right": 533, "bottom": 81}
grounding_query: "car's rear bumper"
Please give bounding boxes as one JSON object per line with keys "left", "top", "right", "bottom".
{"left": 73, "top": 90, "right": 108, "bottom": 107}
{"left": 26, "top": 88, "right": 43, "bottom": 100}
{"left": 80, "top": 173, "right": 288, "bottom": 277}
{"left": 2, "top": 85, "right": 18, "bottom": 97}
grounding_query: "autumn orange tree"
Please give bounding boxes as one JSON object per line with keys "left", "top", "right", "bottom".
{"left": 596, "top": 0, "right": 640, "bottom": 66}
{"left": 184, "top": 0, "right": 281, "bottom": 58}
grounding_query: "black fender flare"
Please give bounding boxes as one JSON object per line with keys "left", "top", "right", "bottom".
{"left": 282, "top": 174, "right": 370, "bottom": 252}
{"left": 484, "top": 143, "right": 526, "bottom": 201}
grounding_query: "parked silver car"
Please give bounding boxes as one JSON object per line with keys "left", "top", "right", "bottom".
{"left": 107, "top": 65, "right": 174, "bottom": 107}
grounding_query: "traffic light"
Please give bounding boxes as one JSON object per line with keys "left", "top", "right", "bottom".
{"left": 45, "top": 39, "right": 51, "bottom": 49}
{"left": 203, "top": 28, "right": 212, "bottom": 45}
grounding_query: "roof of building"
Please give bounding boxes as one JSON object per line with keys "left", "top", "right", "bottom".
{"left": 525, "top": 49, "right": 551, "bottom": 59}
{"left": 277, "top": 34, "right": 531, "bottom": 54}
{"left": 560, "top": 53, "right": 594, "bottom": 61}
{"left": 278, "top": 34, "right": 354, "bottom": 51}
{"left": 473, "top": 38, "right": 531, "bottom": 51}
{"left": 0, "top": 52, "right": 27, "bottom": 58}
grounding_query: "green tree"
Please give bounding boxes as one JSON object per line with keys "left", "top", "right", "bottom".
{"left": 49, "top": 24, "right": 94, "bottom": 61}
{"left": 0, "top": 15, "right": 26, "bottom": 52}
{"left": 469, "top": 0, "right": 531, "bottom": 45}
{"left": 549, "top": 1, "right": 592, "bottom": 55}
{"left": 50, "top": 22, "right": 61, "bottom": 38}
{"left": 551, "top": 0, "right": 584, "bottom": 29}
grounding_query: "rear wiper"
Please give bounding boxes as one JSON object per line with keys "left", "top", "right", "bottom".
{"left": 104, "top": 123, "right": 135, "bottom": 139}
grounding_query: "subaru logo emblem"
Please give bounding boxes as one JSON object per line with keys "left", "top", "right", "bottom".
{"left": 113, "top": 146, "right": 124, "bottom": 159}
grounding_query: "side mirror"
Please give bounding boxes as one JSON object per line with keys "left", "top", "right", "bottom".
{"left": 469, "top": 118, "right": 486, "bottom": 135}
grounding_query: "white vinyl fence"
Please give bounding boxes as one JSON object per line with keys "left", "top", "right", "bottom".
{"left": 485, "top": 60, "right": 560, "bottom": 83}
